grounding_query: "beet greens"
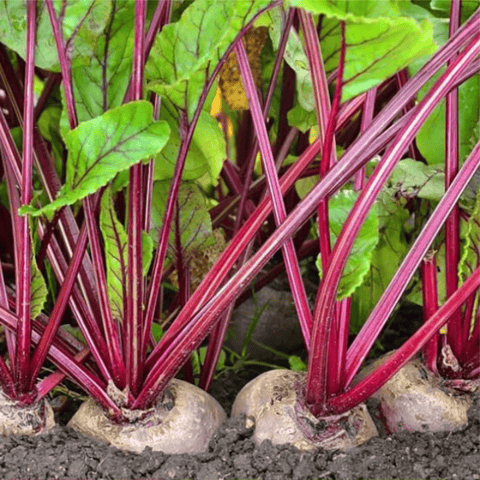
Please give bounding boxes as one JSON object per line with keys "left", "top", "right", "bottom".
{"left": 0, "top": 0, "right": 479, "bottom": 426}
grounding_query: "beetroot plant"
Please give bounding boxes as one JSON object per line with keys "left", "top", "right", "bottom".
{"left": 0, "top": 0, "right": 478, "bottom": 455}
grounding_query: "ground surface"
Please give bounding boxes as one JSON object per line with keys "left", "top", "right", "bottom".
{"left": 0, "top": 367, "right": 479, "bottom": 480}
{"left": 1, "top": 302, "right": 479, "bottom": 479}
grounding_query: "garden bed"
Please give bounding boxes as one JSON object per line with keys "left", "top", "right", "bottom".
{"left": 0, "top": 366, "right": 478, "bottom": 480}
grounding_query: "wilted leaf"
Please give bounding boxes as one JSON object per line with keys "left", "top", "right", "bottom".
{"left": 218, "top": 26, "right": 269, "bottom": 111}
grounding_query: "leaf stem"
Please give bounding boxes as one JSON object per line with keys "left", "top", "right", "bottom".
{"left": 444, "top": 0, "right": 462, "bottom": 356}
{"left": 125, "top": 0, "right": 147, "bottom": 397}
{"left": 15, "top": 0, "right": 36, "bottom": 393}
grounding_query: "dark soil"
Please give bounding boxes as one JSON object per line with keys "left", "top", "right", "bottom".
{"left": 0, "top": 367, "right": 478, "bottom": 480}
{"left": 0, "top": 302, "right": 479, "bottom": 480}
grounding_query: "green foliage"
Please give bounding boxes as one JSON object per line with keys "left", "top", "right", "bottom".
{"left": 20, "top": 101, "right": 170, "bottom": 218}
{"left": 149, "top": 181, "right": 213, "bottom": 261}
{"left": 146, "top": 0, "right": 272, "bottom": 120}
{"left": 29, "top": 220, "right": 48, "bottom": 319}
{"left": 0, "top": 0, "right": 110, "bottom": 71}
{"left": 191, "top": 346, "right": 226, "bottom": 384}
{"left": 278, "top": 0, "right": 436, "bottom": 132}
{"left": 154, "top": 106, "right": 226, "bottom": 183}
{"left": 388, "top": 159, "right": 445, "bottom": 202}
{"left": 350, "top": 189, "right": 410, "bottom": 332}
{"left": 316, "top": 190, "right": 380, "bottom": 301}
{"left": 58, "top": 0, "right": 139, "bottom": 136}
{"left": 37, "top": 106, "right": 64, "bottom": 176}
{"left": 99, "top": 187, "right": 153, "bottom": 322}
{"left": 459, "top": 188, "right": 480, "bottom": 333}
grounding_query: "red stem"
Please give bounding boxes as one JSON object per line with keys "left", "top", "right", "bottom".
{"left": 15, "top": 0, "right": 36, "bottom": 393}
{"left": 445, "top": 0, "right": 462, "bottom": 356}
{"left": 327, "top": 264, "right": 480, "bottom": 414}
{"left": 84, "top": 196, "right": 126, "bottom": 389}
{"left": 125, "top": 0, "right": 146, "bottom": 397}
{"left": 354, "top": 86, "right": 377, "bottom": 190}
{"left": 421, "top": 253, "right": 440, "bottom": 374}
{"left": 236, "top": 39, "right": 313, "bottom": 344}
{"left": 346, "top": 131, "right": 480, "bottom": 389}
{"left": 307, "top": 33, "right": 480, "bottom": 413}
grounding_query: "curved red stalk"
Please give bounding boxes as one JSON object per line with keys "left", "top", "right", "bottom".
{"left": 311, "top": 21, "right": 346, "bottom": 399}
{"left": 125, "top": 0, "right": 146, "bottom": 398}
{"left": 306, "top": 32, "right": 480, "bottom": 414}
{"left": 141, "top": 0, "right": 283, "bottom": 358}
{"left": 328, "top": 263, "right": 480, "bottom": 414}
{"left": 421, "top": 253, "right": 440, "bottom": 374}
{"left": 345, "top": 133, "right": 480, "bottom": 389}
{"left": 235, "top": 35, "right": 312, "bottom": 343}
{"left": 15, "top": 0, "right": 36, "bottom": 394}
{"left": 444, "top": 0, "right": 462, "bottom": 356}
{"left": 0, "top": 305, "right": 121, "bottom": 416}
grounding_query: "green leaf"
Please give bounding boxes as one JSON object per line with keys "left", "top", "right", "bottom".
{"left": 287, "top": 105, "right": 318, "bottom": 133}
{"left": 145, "top": 0, "right": 272, "bottom": 120}
{"left": 416, "top": 76, "right": 480, "bottom": 166}
{"left": 0, "top": 0, "right": 111, "bottom": 71}
{"left": 141, "top": 232, "right": 154, "bottom": 277}
{"left": 268, "top": 8, "right": 314, "bottom": 111}
{"left": 99, "top": 187, "right": 154, "bottom": 322}
{"left": 191, "top": 346, "right": 226, "bottom": 381}
{"left": 38, "top": 106, "right": 64, "bottom": 176}
{"left": 388, "top": 159, "right": 445, "bottom": 202}
{"left": 350, "top": 190, "right": 410, "bottom": 332}
{"left": 316, "top": 190, "right": 379, "bottom": 300}
{"left": 59, "top": 1, "right": 146, "bottom": 136}
{"left": 30, "top": 253, "right": 48, "bottom": 320}
{"left": 151, "top": 323, "right": 164, "bottom": 343}
{"left": 20, "top": 101, "right": 170, "bottom": 218}
{"left": 288, "top": 355, "right": 307, "bottom": 372}
{"left": 149, "top": 181, "right": 213, "bottom": 260}
{"left": 459, "top": 188, "right": 480, "bottom": 284}
{"left": 99, "top": 187, "right": 128, "bottom": 322}
{"left": 26, "top": 218, "right": 48, "bottom": 319}
{"left": 458, "top": 191, "right": 480, "bottom": 333}
{"left": 282, "top": 0, "right": 436, "bottom": 103}
{"left": 61, "top": 324, "right": 87, "bottom": 345}
{"left": 431, "top": 0, "right": 480, "bottom": 21}
{"left": 154, "top": 106, "right": 225, "bottom": 183}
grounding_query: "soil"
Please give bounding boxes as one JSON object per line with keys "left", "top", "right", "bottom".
{"left": 0, "top": 367, "right": 478, "bottom": 480}
{"left": 0, "top": 304, "right": 479, "bottom": 480}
